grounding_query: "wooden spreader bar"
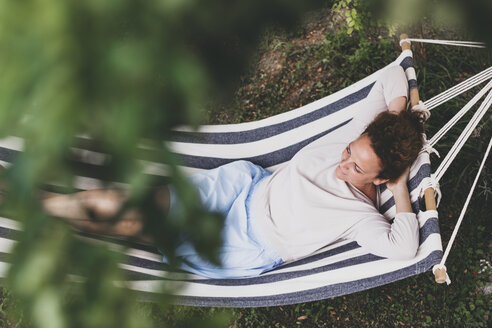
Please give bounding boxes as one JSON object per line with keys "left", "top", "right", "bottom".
{"left": 400, "top": 34, "right": 446, "bottom": 284}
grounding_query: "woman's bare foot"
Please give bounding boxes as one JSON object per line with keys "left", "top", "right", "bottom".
{"left": 41, "top": 189, "right": 153, "bottom": 243}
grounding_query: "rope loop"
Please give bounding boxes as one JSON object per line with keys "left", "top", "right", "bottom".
{"left": 432, "top": 264, "right": 451, "bottom": 285}
{"left": 421, "top": 137, "right": 440, "bottom": 158}
{"left": 419, "top": 174, "right": 442, "bottom": 207}
{"left": 399, "top": 38, "right": 411, "bottom": 47}
{"left": 412, "top": 100, "right": 431, "bottom": 122}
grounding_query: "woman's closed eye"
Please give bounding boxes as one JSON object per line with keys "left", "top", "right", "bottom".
{"left": 345, "top": 145, "right": 361, "bottom": 173}
{"left": 347, "top": 145, "right": 364, "bottom": 174}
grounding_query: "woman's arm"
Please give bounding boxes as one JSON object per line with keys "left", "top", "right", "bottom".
{"left": 388, "top": 96, "right": 407, "bottom": 114}
{"left": 381, "top": 65, "right": 408, "bottom": 113}
{"left": 352, "top": 211, "right": 419, "bottom": 260}
{"left": 386, "top": 167, "right": 413, "bottom": 213}
{"left": 349, "top": 168, "right": 419, "bottom": 259}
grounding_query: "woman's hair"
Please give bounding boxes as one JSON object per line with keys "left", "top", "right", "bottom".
{"left": 364, "top": 110, "right": 424, "bottom": 180}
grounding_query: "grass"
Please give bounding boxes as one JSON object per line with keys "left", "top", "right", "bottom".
{"left": 0, "top": 288, "right": 24, "bottom": 327}
{"left": 2, "top": 11, "right": 491, "bottom": 328}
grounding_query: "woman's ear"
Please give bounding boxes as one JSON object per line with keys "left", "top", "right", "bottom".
{"left": 372, "top": 177, "right": 389, "bottom": 186}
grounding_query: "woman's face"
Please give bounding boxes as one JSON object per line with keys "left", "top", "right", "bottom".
{"left": 335, "top": 134, "right": 387, "bottom": 188}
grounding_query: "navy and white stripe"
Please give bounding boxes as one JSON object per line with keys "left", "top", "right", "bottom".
{"left": 0, "top": 49, "right": 443, "bottom": 307}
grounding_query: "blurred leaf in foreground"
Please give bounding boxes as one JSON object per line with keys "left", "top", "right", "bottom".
{"left": 0, "top": 0, "right": 327, "bottom": 327}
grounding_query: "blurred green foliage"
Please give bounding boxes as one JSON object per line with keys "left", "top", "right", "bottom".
{"left": 332, "top": 0, "right": 366, "bottom": 35}
{"left": 0, "top": 0, "right": 329, "bottom": 327}
{"left": 332, "top": 0, "right": 492, "bottom": 46}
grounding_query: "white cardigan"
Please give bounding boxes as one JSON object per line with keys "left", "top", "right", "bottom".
{"left": 250, "top": 66, "right": 419, "bottom": 262}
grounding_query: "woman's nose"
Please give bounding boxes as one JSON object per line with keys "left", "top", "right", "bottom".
{"left": 339, "top": 149, "right": 351, "bottom": 169}
{"left": 340, "top": 160, "right": 348, "bottom": 170}
{"left": 341, "top": 150, "right": 349, "bottom": 161}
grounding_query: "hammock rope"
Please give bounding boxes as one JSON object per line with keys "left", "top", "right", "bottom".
{"left": 433, "top": 136, "right": 492, "bottom": 285}
{"left": 420, "top": 85, "right": 491, "bottom": 285}
{"left": 414, "top": 78, "right": 492, "bottom": 209}
{"left": 429, "top": 79, "right": 492, "bottom": 147}
{"left": 434, "top": 88, "right": 492, "bottom": 182}
{"left": 411, "top": 100, "right": 431, "bottom": 121}
{"left": 424, "top": 67, "right": 492, "bottom": 111}
{"left": 399, "top": 38, "right": 486, "bottom": 48}
{"left": 418, "top": 173, "right": 442, "bottom": 207}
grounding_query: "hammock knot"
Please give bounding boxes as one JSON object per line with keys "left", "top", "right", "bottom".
{"left": 421, "top": 137, "right": 440, "bottom": 158}
{"left": 399, "top": 38, "right": 411, "bottom": 47}
{"left": 419, "top": 174, "right": 442, "bottom": 207}
{"left": 432, "top": 264, "right": 451, "bottom": 285}
{"left": 412, "top": 100, "right": 431, "bottom": 121}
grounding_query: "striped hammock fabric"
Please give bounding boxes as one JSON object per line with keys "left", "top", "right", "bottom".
{"left": 0, "top": 49, "right": 443, "bottom": 307}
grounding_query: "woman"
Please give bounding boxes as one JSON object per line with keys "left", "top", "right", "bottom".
{"left": 42, "top": 66, "right": 424, "bottom": 278}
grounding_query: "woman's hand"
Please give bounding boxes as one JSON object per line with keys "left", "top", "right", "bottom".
{"left": 386, "top": 167, "right": 410, "bottom": 193}
{"left": 386, "top": 167, "right": 413, "bottom": 214}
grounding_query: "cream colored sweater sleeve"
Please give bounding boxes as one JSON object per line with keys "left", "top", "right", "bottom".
{"left": 349, "top": 212, "right": 419, "bottom": 260}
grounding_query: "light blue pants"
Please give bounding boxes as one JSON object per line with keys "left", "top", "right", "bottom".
{"left": 166, "top": 160, "right": 283, "bottom": 279}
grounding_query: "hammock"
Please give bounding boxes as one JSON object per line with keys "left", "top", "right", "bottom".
{"left": 0, "top": 37, "right": 489, "bottom": 307}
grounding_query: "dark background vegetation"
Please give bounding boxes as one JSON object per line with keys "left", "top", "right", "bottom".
{"left": 0, "top": 0, "right": 490, "bottom": 327}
